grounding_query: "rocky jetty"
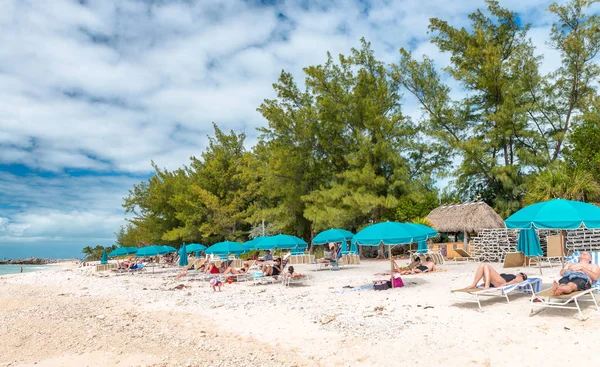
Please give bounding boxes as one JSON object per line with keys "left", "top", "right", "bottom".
{"left": 0, "top": 257, "right": 66, "bottom": 265}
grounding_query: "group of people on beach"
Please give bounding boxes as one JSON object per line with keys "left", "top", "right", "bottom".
{"left": 465, "top": 251, "right": 600, "bottom": 295}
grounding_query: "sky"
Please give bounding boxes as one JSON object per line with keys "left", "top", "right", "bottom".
{"left": 0, "top": 0, "right": 572, "bottom": 259}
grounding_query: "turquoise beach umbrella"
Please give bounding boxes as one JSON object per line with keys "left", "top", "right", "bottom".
{"left": 161, "top": 246, "right": 177, "bottom": 253}
{"left": 516, "top": 227, "right": 543, "bottom": 257}
{"left": 255, "top": 234, "right": 307, "bottom": 250}
{"left": 353, "top": 222, "right": 436, "bottom": 246}
{"left": 100, "top": 248, "right": 108, "bottom": 265}
{"left": 185, "top": 243, "right": 207, "bottom": 253}
{"left": 178, "top": 245, "right": 188, "bottom": 266}
{"left": 417, "top": 241, "right": 429, "bottom": 254}
{"left": 313, "top": 229, "right": 355, "bottom": 254}
{"left": 312, "top": 229, "right": 355, "bottom": 245}
{"left": 136, "top": 245, "right": 169, "bottom": 257}
{"left": 505, "top": 198, "right": 600, "bottom": 229}
{"left": 108, "top": 247, "right": 138, "bottom": 257}
{"left": 205, "top": 241, "right": 246, "bottom": 256}
{"left": 243, "top": 237, "right": 268, "bottom": 251}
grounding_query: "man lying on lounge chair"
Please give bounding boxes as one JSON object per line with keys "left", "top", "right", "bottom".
{"left": 466, "top": 263, "right": 527, "bottom": 289}
{"left": 552, "top": 251, "right": 600, "bottom": 296}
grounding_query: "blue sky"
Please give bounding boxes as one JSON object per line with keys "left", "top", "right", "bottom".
{"left": 0, "top": 0, "right": 569, "bottom": 258}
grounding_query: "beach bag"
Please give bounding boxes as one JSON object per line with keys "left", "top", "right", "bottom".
{"left": 390, "top": 276, "right": 404, "bottom": 288}
{"left": 373, "top": 280, "right": 389, "bottom": 291}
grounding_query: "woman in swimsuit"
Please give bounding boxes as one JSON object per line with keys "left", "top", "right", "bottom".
{"left": 466, "top": 263, "right": 528, "bottom": 289}
{"left": 264, "top": 258, "right": 282, "bottom": 277}
{"left": 223, "top": 263, "right": 249, "bottom": 275}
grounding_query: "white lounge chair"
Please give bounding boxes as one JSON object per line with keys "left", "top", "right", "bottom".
{"left": 452, "top": 277, "right": 542, "bottom": 311}
{"left": 529, "top": 251, "right": 600, "bottom": 320}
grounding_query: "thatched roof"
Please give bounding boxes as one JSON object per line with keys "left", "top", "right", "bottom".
{"left": 426, "top": 201, "right": 505, "bottom": 233}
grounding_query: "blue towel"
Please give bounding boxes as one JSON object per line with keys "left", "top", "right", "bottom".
{"left": 562, "top": 270, "right": 591, "bottom": 282}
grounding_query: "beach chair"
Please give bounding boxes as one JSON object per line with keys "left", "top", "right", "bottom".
{"left": 453, "top": 248, "right": 477, "bottom": 262}
{"left": 254, "top": 258, "right": 289, "bottom": 285}
{"left": 529, "top": 251, "right": 600, "bottom": 320}
{"left": 128, "top": 263, "right": 146, "bottom": 273}
{"left": 313, "top": 246, "right": 342, "bottom": 271}
{"left": 451, "top": 278, "right": 542, "bottom": 311}
{"left": 223, "top": 260, "right": 256, "bottom": 282}
{"left": 283, "top": 272, "right": 310, "bottom": 286}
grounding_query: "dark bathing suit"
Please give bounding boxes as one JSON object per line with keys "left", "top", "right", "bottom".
{"left": 559, "top": 276, "right": 591, "bottom": 291}
{"left": 489, "top": 273, "right": 516, "bottom": 288}
{"left": 272, "top": 266, "right": 280, "bottom": 276}
{"left": 416, "top": 265, "right": 429, "bottom": 272}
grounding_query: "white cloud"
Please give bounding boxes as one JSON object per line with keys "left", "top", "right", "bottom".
{"left": 0, "top": 0, "right": 570, "bottom": 255}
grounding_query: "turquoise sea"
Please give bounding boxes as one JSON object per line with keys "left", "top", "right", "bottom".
{"left": 0, "top": 264, "right": 49, "bottom": 276}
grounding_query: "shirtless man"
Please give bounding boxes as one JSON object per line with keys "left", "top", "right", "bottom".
{"left": 553, "top": 251, "right": 600, "bottom": 295}
{"left": 422, "top": 257, "right": 436, "bottom": 272}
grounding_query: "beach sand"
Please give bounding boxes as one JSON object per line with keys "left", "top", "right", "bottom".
{"left": 0, "top": 260, "right": 597, "bottom": 367}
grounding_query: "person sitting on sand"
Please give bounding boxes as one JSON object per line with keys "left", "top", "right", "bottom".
{"left": 223, "top": 263, "right": 249, "bottom": 275}
{"left": 400, "top": 257, "right": 431, "bottom": 274}
{"left": 552, "top": 251, "right": 600, "bottom": 296}
{"left": 285, "top": 266, "right": 304, "bottom": 279}
{"left": 466, "top": 263, "right": 527, "bottom": 289}
{"left": 317, "top": 243, "right": 338, "bottom": 264}
{"left": 422, "top": 257, "right": 436, "bottom": 272}
{"left": 210, "top": 278, "right": 223, "bottom": 292}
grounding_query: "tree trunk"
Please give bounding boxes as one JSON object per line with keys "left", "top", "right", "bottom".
{"left": 376, "top": 243, "right": 386, "bottom": 259}
{"left": 309, "top": 223, "right": 315, "bottom": 254}
{"left": 359, "top": 245, "right": 365, "bottom": 259}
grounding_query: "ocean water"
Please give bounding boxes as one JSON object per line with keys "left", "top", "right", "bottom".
{"left": 0, "top": 264, "right": 49, "bottom": 276}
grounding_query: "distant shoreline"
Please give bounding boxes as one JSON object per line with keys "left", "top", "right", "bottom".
{"left": 0, "top": 258, "right": 76, "bottom": 265}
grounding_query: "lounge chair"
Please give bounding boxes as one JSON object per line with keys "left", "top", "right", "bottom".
{"left": 254, "top": 257, "right": 290, "bottom": 285}
{"left": 529, "top": 251, "right": 600, "bottom": 320}
{"left": 451, "top": 278, "right": 542, "bottom": 311}
{"left": 313, "top": 246, "right": 343, "bottom": 271}
{"left": 223, "top": 260, "right": 256, "bottom": 282}
{"left": 453, "top": 248, "right": 477, "bottom": 262}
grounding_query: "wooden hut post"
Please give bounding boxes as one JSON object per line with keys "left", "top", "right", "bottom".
{"left": 463, "top": 230, "right": 468, "bottom": 250}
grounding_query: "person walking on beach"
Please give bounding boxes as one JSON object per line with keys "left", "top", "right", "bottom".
{"left": 20, "top": 267, "right": 23, "bottom": 273}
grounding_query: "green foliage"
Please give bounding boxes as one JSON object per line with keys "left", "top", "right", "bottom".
{"left": 81, "top": 245, "right": 116, "bottom": 261}
{"left": 117, "top": 0, "right": 600, "bottom": 248}
{"left": 524, "top": 164, "right": 600, "bottom": 205}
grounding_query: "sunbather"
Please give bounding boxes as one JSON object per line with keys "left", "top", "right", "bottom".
{"left": 317, "top": 243, "right": 338, "bottom": 264}
{"left": 223, "top": 263, "right": 249, "bottom": 275}
{"left": 205, "top": 263, "right": 220, "bottom": 274}
{"left": 263, "top": 258, "right": 283, "bottom": 277}
{"left": 285, "top": 266, "right": 305, "bottom": 278}
{"left": 466, "top": 263, "right": 527, "bottom": 289}
{"left": 400, "top": 257, "right": 433, "bottom": 274}
{"left": 552, "top": 251, "right": 600, "bottom": 295}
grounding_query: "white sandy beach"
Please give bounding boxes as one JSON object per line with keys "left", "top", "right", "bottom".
{"left": 0, "top": 260, "right": 597, "bottom": 367}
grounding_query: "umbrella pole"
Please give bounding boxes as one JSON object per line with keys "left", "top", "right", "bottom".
{"left": 389, "top": 244, "right": 394, "bottom": 289}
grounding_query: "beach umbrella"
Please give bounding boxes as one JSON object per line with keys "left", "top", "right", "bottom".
{"left": 161, "top": 246, "right": 177, "bottom": 253}
{"left": 184, "top": 243, "right": 207, "bottom": 253}
{"left": 205, "top": 241, "right": 246, "bottom": 256}
{"left": 100, "top": 248, "right": 108, "bottom": 265}
{"left": 255, "top": 234, "right": 307, "bottom": 251}
{"left": 516, "top": 227, "right": 543, "bottom": 257}
{"left": 178, "top": 245, "right": 188, "bottom": 267}
{"left": 312, "top": 229, "right": 354, "bottom": 245}
{"left": 505, "top": 198, "right": 600, "bottom": 229}
{"left": 108, "top": 247, "right": 138, "bottom": 257}
{"left": 353, "top": 222, "right": 435, "bottom": 246}
{"left": 243, "top": 237, "right": 268, "bottom": 251}
{"left": 417, "top": 241, "right": 429, "bottom": 254}
{"left": 313, "top": 228, "right": 354, "bottom": 254}
{"left": 136, "top": 245, "right": 169, "bottom": 257}
{"left": 353, "top": 222, "right": 437, "bottom": 288}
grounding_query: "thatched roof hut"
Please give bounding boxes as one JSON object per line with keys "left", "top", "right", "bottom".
{"left": 426, "top": 201, "right": 505, "bottom": 234}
